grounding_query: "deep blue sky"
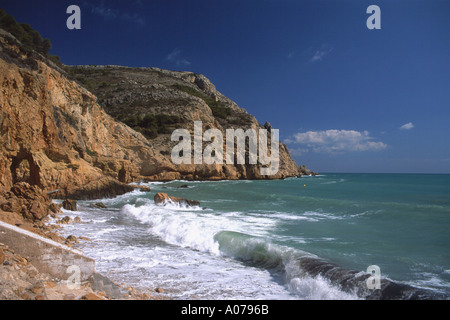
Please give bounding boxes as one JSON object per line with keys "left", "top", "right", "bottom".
{"left": 2, "top": 0, "right": 449, "bottom": 173}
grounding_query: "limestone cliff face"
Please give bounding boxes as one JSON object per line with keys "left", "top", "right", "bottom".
{"left": 67, "top": 65, "right": 301, "bottom": 181}
{"left": 0, "top": 30, "right": 168, "bottom": 199}
{"left": 0, "top": 28, "right": 301, "bottom": 202}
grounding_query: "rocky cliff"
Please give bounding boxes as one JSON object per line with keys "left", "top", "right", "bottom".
{"left": 0, "top": 27, "right": 303, "bottom": 205}
{"left": 65, "top": 65, "right": 302, "bottom": 181}
{"left": 0, "top": 29, "right": 163, "bottom": 201}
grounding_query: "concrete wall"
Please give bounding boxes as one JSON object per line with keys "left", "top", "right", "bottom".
{"left": 0, "top": 220, "right": 95, "bottom": 282}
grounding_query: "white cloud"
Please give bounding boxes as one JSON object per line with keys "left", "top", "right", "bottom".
{"left": 166, "top": 48, "right": 191, "bottom": 67}
{"left": 85, "top": 1, "right": 145, "bottom": 26}
{"left": 120, "top": 12, "right": 145, "bottom": 26}
{"left": 90, "top": 4, "right": 118, "bottom": 19}
{"left": 309, "top": 45, "right": 333, "bottom": 63}
{"left": 400, "top": 122, "right": 414, "bottom": 130}
{"left": 310, "top": 50, "right": 327, "bottom": 62}
{"left": 285, "top": 129, "right": 387, "bottom": 153}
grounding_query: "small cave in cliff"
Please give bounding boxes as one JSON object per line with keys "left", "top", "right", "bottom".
{"left": 10, "top": 151, "right": 41, "bottom": 187}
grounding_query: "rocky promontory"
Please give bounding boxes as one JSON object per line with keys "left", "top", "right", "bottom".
{"left": 1, "top": 25, "right": 308, "bottom": 203}
{"left": 65, "top": 64, "right": 303, "bottom": 181}
{"left": 0, "top": 10, "right": 317, "bottom": 301}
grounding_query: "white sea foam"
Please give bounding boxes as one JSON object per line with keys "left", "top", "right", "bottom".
{"left": 119, "top": 201, "right": 360, "bottom": 300}
{"left": 286, "top": 275, "right": 359, "bottom": 300}
{"left": 302, "top": 211, "right": 343, "bottom": 221}
{"left": 120, "top": 202, "right": 277, "bottom": 255}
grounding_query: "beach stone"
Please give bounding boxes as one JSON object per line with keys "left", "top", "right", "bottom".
{"left": 141, "top": 293, "right": 152, "bottom": 300}
{"left": 59, "top": 216, "right": 72, "bottom": 224}
{"left": 45, "top": 281, "right": 57, "bottom": 288}
{"left": 30, "top": 284, "right": 44, "bottom": 294}
{"left": 82, "top": 292, "right": 104, "bottom": 300}
{"left": 62, "top": 199, "right": 77, "bottom": 211}
{"left": 65, "top": 235, "right": 79, "bottom": 244}
{"left": 20, "top": 292, "right": 32, "bottom": 300}
{"left": 49, "top": 202, "right": 62, "bottom": 214}
{"left": 97, "top": 291, "right": 107, "bottom": 297}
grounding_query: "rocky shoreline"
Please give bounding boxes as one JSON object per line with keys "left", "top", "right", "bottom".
{"left": 0, "top": 17, "right": 316, "bottom": 300}
{"left": 0, "top": 241, "right": 168, "bottom": 300}
{"left": 0, "top": 181, "right": 209, "bottom": 300}
{"left": 0, "top": 194, "right": 170, "bottom": 300}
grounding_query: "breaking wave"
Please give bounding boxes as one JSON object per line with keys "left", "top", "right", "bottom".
{"left": 120, "top": 200, "right": 445, "bottom": 300}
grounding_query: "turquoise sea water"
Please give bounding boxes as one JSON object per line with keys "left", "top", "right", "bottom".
{"left": 58, "top": 173, "right": 450, "bottom": 299}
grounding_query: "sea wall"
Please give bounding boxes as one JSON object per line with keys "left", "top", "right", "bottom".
{"left": 0, "top": 220, "right": 95, "bottom": 282}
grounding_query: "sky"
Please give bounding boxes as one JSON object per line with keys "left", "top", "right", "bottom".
{"left": 2, "top": 0, "right": 450, "bottom": 173}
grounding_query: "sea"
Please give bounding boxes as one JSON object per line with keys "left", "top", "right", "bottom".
{"left": 56, "top": 173, "right": 450, "bottom": 300}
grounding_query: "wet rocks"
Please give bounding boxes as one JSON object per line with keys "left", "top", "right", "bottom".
{"left": 58, "top": 216, "right": 72, "bottom": 224}
{"left": 89, "top": 202, "right": 107, "bottom": 209}
{"left": 298, "top": 165, "right": 319, "bottom": 176}
{"left": 62, "top": 199, "right": 77, "bottom": 211}
{"left": 154, "top": 192, "right": 200, "bottom": 207}
{"left": 139, "top": 186, "right": 151, "bottom": 192}
{"left": 130, "top": 185, "right": 151, "bottom": 192}
{"left": 57, "top": 215, "right": 81, "bottom": 225}
{"left": 65, "top": 235, "right": 79, "bottom": 246}
{"left": 0, "top": 182, "right": 54, "bottom": 221}
{"left": 63, "top": 178, "right": 135, "bottom": 201}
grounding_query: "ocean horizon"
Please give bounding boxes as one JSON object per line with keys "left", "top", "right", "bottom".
{"left": 56, "top": 173, "right": 450, "bottom": 300}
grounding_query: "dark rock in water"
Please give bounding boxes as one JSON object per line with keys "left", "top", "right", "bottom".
{"left": 89, "top": 202, "right": 107, "bottom": 209}
{"left": 65, "top": 178, "right": 135, "bottom": 200}
{"left": 178, "top": 184, "right": 189, "bottom": 188}
{"left": 59, "top": 216, "right": 72, "bottom": 224}
{"left": 49, "top": 202, "right": 62, "bottom": 214}
{"left": 62, "top": 199, "right": 77, "bottom": 211}
{"left": 130, "top": 185, "right": 151, "bottom": 192}
{"left": 154, "top": 192, "right": 200, "bottom": 207}
{"left": 297, "top": 256, "right": 448, "bottom": 300}
{"left": 298, "top": 165, "right": 319, "bottom": 177}
{"left": 65, "top": 235, "right": 79, "bottom": 245}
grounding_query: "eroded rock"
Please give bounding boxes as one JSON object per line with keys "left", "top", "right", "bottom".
{"left": 62, "top": 199, "right": 77, "bottom": 211}
{"left": 154, "top": 192, "right": 200, "bottom": 207}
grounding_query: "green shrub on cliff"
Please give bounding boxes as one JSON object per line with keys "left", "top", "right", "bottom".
{"left": 0, "top": 8, "right": 59, "bottom": 62}
{"left": 171, "top": 84, "right": 231, "bottom": 119}
{"left": 118, "top": 113, "right": 184, "bottom": 139}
